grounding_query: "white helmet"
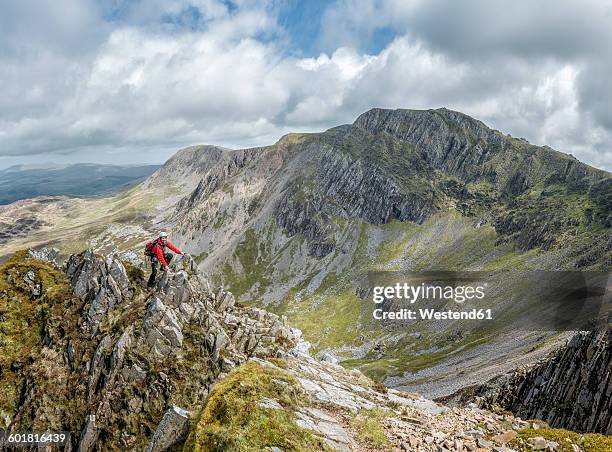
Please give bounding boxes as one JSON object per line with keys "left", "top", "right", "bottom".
{"left": 159, "top": 232, "right": 168, "bottom": 238}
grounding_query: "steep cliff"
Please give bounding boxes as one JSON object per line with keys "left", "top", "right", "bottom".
{"left": 477, "top": 329, "right": 611, "bottom": 435}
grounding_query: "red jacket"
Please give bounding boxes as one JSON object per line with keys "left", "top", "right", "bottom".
{"left": 152, "top": 239, "right": 182, "bottom": 267}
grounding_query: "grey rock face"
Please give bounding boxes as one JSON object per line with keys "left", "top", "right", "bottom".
{"left": 65, "top": 250, "right": 133, "bottom": 332}
{"left": 480, "top": 329, "right": 611, "bottom": 434}
{"left": 88, "top": 335, "right": 112, "bottom": 399}
{"left": 142, "top": 296, "right": 186, "bottom": 358}
{"left": 107, "top": 325, "right": 133, "bottom": 386}
{"left": 122, "top": 364, "right": 146, "bottom": 383}
{"left": 213, "top": 288, "right": 235, "bottom": 312}
{"left": 273, "top": 141, "right": 436, "bottom": 257}
{"left": 146, "top": 406, "right": 190, "bottom": 452}
{"left": 353, "top": 108, "right": 503, "bottom": 180}
{"left": 141, "top": 268, "right": 207, "bottom": 358}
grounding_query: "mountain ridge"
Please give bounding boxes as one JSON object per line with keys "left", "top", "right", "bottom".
{"left": 130, "top": 107, "right": 608, "bottom": 399}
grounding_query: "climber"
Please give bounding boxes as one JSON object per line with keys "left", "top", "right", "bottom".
{"left": 145, "top": 232, "right": 184, "bottom": 288}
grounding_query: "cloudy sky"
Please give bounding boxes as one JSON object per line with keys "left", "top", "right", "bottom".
{"left": 1, "top": 0, "right": 611, "bottom": 170}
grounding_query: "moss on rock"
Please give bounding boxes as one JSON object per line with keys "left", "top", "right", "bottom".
{"left": 185, "top": 360, "right": 328, "bottom": 451}
{"left": 0, "top": 250, "right": 74, "bottom": 420}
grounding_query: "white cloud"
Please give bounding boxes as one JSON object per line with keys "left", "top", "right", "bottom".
{"left": 0, "top": 0, "right": 610, "bottom": 171}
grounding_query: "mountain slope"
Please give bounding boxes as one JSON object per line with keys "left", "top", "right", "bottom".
{"left": 148, "top": 108, "right": 610, "bottom": 397}
{"left": 2, "top": 250, "right": 610, "bottom": 451}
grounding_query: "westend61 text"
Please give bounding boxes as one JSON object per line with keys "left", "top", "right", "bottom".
{"left": 372, "top": 307, "right": 493, "bottom": 321}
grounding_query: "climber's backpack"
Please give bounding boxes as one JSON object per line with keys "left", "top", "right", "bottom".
{"left": 144, "top": 240, "right": 159, "bottom": 257}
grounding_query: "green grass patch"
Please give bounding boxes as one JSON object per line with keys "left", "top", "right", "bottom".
{"left": 342, "top": 329, "right": 491, "bottom": 382}
{"left": 223, "top": 228, "right": 272, "bottom": 299}
{"left": 373, "top": 220, "right": 422, "bottom": 265}
{"left": 511, "top": 427, "right": 612, "bottom": 452}
{"left": 0, "top": 250, "right": 74, "bottom": 418}
{"left": 288, "top": 289, "right": 363, "bottom": 352}
{"left": 185, "top": 361, "right": 328, "bottom": 451}
{"left": 349, "top": 408, "right": 390, "bottom": 448}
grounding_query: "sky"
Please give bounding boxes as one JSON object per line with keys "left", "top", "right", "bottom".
{"left": 1, "top": 0, "right": 611, "bottom": 171}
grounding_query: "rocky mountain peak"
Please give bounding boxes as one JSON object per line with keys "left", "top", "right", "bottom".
{"left": 352, "top": 107, "right": 505, "bottom": 177}
{"left": 143, "top": 145, "right": 231, "bottom": 191}
{"left": 354, "top": 107, "right": 498, "bottom": 144}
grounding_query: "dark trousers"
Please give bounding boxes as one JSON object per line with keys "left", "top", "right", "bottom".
{"left": 147, "top": 253, "right": 173, "bottom": 288}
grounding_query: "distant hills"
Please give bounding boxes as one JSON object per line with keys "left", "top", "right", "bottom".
{"left": 0, "top": 163, "right": 160, "bottom": 205}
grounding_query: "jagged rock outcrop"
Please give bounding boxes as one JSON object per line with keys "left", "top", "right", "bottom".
{"left": 478, "top": 329, "right": 611, "bottom": 435}
{"left": 68, "top": 252, "right": 305, "bottom": 450}
{"left": 64, "top": 250, "right": 133, "bottom": 333}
